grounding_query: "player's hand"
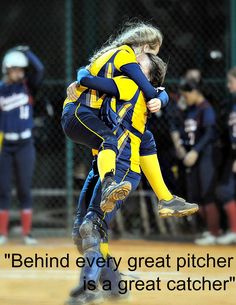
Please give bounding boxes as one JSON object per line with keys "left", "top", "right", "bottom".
{"left": 147, "top": 98, "right": 162, "bottom": 113}
{"left": 233, "top": 160, "right": 236, "bottom": 173}
{"left": 175, "top": 145, "right": 187, "bottom": 160}
{"left": 183, "top": 150, "right": 199, "bottom": 167}
{"left": 67, "top": 81, "right": 79, "bottom": 100}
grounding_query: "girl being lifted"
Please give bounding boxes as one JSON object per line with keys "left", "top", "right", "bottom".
{"left": 64, "top": 21, "right": 169, "bottom": 212}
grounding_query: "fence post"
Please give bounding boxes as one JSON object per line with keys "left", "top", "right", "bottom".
{"left": 65, "top": 0, "right": 74, "bottom": 235}
{"left": 231, "top": 0, "right": 236, "bottom": 66}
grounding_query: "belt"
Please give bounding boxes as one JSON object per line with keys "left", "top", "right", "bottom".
{"left": 4, "top": 129, "right": 32, "bottom": 141}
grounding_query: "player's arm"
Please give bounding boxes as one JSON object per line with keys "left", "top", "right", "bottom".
{"left": 14, "top": 46, "right": 45, "bottom": 91}
{"left": 114, "top": 50, "right": 169, "bottom": 107}
{"left": 78, "top": 69, "right": 137, "bottom": 101}
{"left": 80, "top": 75, "right": 119, "bottom": 97}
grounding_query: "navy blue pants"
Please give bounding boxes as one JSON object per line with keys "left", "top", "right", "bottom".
{"left": 61, "top": 103, "right": 118, "bottom": 154}
{"left": 186, "top": 145, "right": 216, "bottom": 205}
{"left": 0, "top": 139, "right": 35, "bottom": 210}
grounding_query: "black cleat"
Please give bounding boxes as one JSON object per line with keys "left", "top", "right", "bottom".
{"left": 100, "top": 174, "right": 131, "bottom": 212}
{"left": 158, "top": 196, "right": 199, "bottom": 218}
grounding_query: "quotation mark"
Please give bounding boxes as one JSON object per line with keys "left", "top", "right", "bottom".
{"left": 4, "top": 253, "right": 10, "bottom": 259}
{"left": 229, "top": 276, "right": 235, "bottom": 282}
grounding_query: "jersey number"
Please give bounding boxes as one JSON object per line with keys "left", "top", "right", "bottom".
{"left": 19, "top": 105, "right": 30, "bottom": 120}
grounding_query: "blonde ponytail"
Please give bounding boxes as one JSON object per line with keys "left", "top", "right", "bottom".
{"left": 89, "top": 21, "right": 163, "bottom": 62}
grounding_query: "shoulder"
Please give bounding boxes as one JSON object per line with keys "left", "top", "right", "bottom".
{"left": 117, "top": 45, "right": 135, "bottom": 55}
{"left": 114, "top": 45, "right": 137, "bottom": 69}
{"left": 113, "top": 76, "right": 139, "bottom": 101}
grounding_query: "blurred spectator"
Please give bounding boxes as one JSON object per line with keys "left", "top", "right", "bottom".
{"left": 216, "top": 67, "right": 236, "bottom": 245}
{"left": 184, "top": 68, "right": 202, "bottom": 83}
{"left": 0, "top": 46, "right": 44, "bottom": 245}
{"left": 179, "top": 79, "right": 221, "bottom": 245}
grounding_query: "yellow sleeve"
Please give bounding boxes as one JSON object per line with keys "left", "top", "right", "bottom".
{"left": 113, "top": 76, "right": 138, "bottom": 101}
{"left": 113, "top": 49, "right": 137, "bottom": 71}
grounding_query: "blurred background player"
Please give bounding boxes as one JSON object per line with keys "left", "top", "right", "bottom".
{"left": 179, "top": 79, "right": 221, "bottom": 245}
{"left": 216, "top": 67, "right": 236, "bottom": 244}
{"left": 0, "top": 46, "right": 44, "bottom": 245}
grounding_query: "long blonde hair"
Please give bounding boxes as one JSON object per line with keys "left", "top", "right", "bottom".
{"left": 89, "top": 21, "right": 163, "bottom": 62}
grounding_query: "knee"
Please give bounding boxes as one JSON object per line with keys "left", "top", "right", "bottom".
{"left": 102, "top": 135, "right": 118, "bottom": 153}
{"left": 215, "top": 184, "right": 234, "bottom": 203}
{"left": 0, "top": 190, "right": 11, "bottom": 209}
{"left": 19, "top": 191, "right": 32, "bottom": 209}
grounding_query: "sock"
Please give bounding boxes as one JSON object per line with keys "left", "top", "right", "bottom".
{"left": 205, "top": 203, "right": 220, "bottom": 236}
{"left": 140, "top": 154, "right": 173, "bottom": 201}
{"left": 0, "top": 210, "right": 9, "bottom": 236}
{"left": 97, "top": 149, "right": 116, "bottom": 181}
{"left": 224, "top": 200, "right": 236, "bottom": 233}
{"left": 21, "top": 209, "right": 32, "bottom": 236}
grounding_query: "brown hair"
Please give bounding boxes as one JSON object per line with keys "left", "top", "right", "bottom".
{"left": 90, "top": 21, "right": 163, "bottom": 62}
{"left": 147, "top": 54, "right": 167, "bottom": 87}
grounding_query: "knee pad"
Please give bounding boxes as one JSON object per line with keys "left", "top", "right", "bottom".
{"left": 79, "top": 219, "right": 101, "bottom": 252}
{"left": 72, "top": 218, "right": 83, "bottom": 254}
{"left": 79, "top": 218, "right": 103, "bottom": 284}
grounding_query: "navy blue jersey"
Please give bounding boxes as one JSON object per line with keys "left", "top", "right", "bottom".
{"left": 182, "top": 100, "right": 216, "bottom": 152}
{"left": 228, "top": 99, "right": 236, "bottom": 158}
{"left": 0, "top": 81, "right": 34, "bottom": 133}
{"left": 0, "top": 51, "right": 44, "bottom": 136}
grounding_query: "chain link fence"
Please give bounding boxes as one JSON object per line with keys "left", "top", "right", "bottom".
{"left": 0, "top": 0, "right": 234, "bottom": 238}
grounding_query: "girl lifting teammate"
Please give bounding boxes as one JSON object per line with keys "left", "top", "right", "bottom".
{"left": 63, "top": 21, "right": 169, "bottom": 212}
{"left": 65, "top": 53, "right": 198, "bottom": 305}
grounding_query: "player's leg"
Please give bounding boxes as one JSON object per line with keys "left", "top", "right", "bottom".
{"left": 62, "top": 104, "right": 131, "bottom": 212}
{"left": 72, "top": 159, "right": 100, "bottom": 253}
{"left": 67, "top": 213, "right": 106, "bottom": 305}
{"left": 14, "top": 139, "right": 36, "bottom": 245}
{"left": 195, "top": 149, "right": 220, "bottom": 245}
{"left": 0, "top": 143, "right": 13, "bottom": 245}
{"left": 67, "top": 167, "right": 141, "bottom": 305}
{"left": 140, "top": 130, "right": 199, "bottom": 217}
{"left": 216, "top": 158, "right": 236, "bottom": 244}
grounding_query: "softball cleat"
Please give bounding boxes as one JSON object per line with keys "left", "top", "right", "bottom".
{"left": 100, "top": 175, "right": 132, "bottom": 212}
{"left": 158, "top": 196, "right": 199, "bottom": 218}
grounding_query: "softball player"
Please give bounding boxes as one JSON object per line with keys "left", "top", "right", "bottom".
{"left": 64, "top": 22, "right": 169, "bottom": 213}
{"left": 66, "top": 54, "right": 167, "bottom": 305}
{"left": 216, "top": 67, "right": 236, "bottom": 244}
{"left": 0, "top": 46, "right": 44, "bottom": 245}
{"left": 179, "top": 79, "right": 221, "bottom": 245}
{"left": 65, "top": 55, "right": 198, "bottom": 305}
